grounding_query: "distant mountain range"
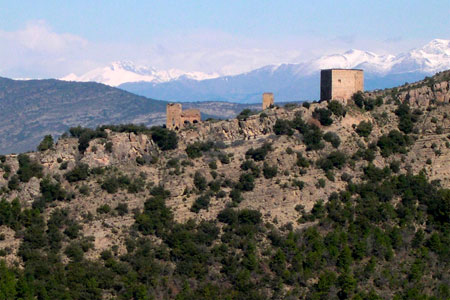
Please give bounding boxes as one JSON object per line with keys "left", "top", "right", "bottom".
{"left": 0, "top": 77, "right": 257, "bottom": 154}
{"left": 62, "top": 39, "right": 450, "bottom": 103}
{"left": 62, "top": 61, "right": 220, "bottom": 87}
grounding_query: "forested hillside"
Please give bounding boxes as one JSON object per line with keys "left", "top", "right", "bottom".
{"left": 0, "top": 71, "right": 449, "bottom": 299}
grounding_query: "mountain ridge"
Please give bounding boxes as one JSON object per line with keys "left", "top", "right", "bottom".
{"left": 117, "top": 39, "right": 450, "bottom": 102}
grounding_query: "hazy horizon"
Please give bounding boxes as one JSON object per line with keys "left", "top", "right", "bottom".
{"left": 1, "top": 1, "right": 449, "bottom": 79}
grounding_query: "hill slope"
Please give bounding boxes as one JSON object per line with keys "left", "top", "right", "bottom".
{"left": 0, "top": 77, "right": 258, "bottom": 154}
{"left": 0, "top": 71, "right": 449, "bottom": 299}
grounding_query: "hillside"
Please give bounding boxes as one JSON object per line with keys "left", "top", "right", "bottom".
{"left": 0, "top": 71, "right": 449, "bottom": 299}
{"left": 0, "top": 77, "right": 258, "bottom": 154}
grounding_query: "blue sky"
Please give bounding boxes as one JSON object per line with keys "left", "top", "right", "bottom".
{"left": 0, "top": 0, "right": 449, "bottom": 78}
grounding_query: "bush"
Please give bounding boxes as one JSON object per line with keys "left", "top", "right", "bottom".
{"left": 323, "top": 132, "right": 341, "bottom": 148}
{"left": 17, "top": 154, "right": 43, "bottom": 182}
{"left": 317, "top": 151, "right": 347, "bottom": 171}
{"left": 209, "top": 161, "right": 217, "bottom": 169}
{"left": 313, "top": 108, "right": 333, "bottom": 126}
{"left": 238, "top": 173, "right": 255, "bottom": 191}
{"left": 302, "top": 102, "right": 311, "bottom": 109}
{"left": 246, "top": 143, "right": 272, "bottom": 161}
{"left": 97, "top": 204, "right": 111, "bottom": 214}
{"left": 356, "top": 121, "right": 373, "bottom": 137}
{"left": 292, "top": 180, "right": 305, "bottom": 190}
{"left": 238, "top": 209, "right": 262, "bottom": 225}
{"left": 328, "top": 100, "right": 346, "bottom": 117}
{"left": 37, "top": 135, "right": 54, "bottom": 151}
{"left": 116, "top": 203, "right": 128, "bottom": 216}
{"left": 218, "top": 153, "right": 230, "bottom": 164}
{"left": 39, "top": 177, "right": 66, "bottom": 204}
{"left": 186, "top": 141, "right": 214, "bottom": 159}
{"left": 105, "top": 141, "right": 113, "bottom": 153}
{"left": 191, "top": 195, "right": 211, "bottom": 213}
{"left": 263, "top": 163, "right": 278, "bottom": 179}
{"left": 136, "top": 194, "right": 173, "bottom": 236}
{"left": 273, "top": 119, "right": 294, "bottom": 136}
{"left": 377, "top": 130, "right": 411, "bottom": 157}
{"left": 149, "top": 126, "right": 178, "bottom": 150}
{"left": 303, "top": 125, "right": 324, "bottom": 151}
{"left": 64, "top": 163, "right": 89, "bottom": 182}
{"left": 194, "top": 172, "right": 207, "bottom": 191}
{"left": 352, "top": 92, "right": 365, "bottom": 109}
{"left": 69, "top": 127, "right": 107, "bottom": 153}
{"left": 237, "top": 109, "right": 254, "bottom": 120}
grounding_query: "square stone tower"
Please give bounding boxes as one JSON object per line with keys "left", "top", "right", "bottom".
{"left": 262, "top": 92, "right": 274, "bottom": 109}
{"left": 166, "top": 103, "right": 182, "bottom": 130}
{"left": 320, "top": 69, "right": 364, "bottom": 103}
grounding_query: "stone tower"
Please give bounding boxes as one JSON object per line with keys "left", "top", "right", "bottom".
{"left": 166, "top": 103, "right": 201, "bottom": 130}
{"left": 320, "top": 69, "right": 364, "bottom": 103}
{"left": 262, "top": 92, "right": 274, "bottom": 109}
{"left": 166, "top": 103, "right": 182, "bottom": 130}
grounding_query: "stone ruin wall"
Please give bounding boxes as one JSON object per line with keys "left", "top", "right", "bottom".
{"left": 166, "top": 104, "right": 201, "bottom": 130}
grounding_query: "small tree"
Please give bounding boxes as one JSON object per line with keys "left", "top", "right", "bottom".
{"left": 37, "top": 135, "right": 54, "bottom": 151}
{"left": 313, "top": 108, "right": 333, "bottom": 126}
{"left": 355, "top": 121, "right": 373, "bottom": 137}
{"left": 328, "top": 100, "right": 346, "bottom": 117}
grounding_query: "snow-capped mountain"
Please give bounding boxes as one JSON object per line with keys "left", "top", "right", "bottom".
{"left": 63, "top": 39, "right": 450, "bottom": 103}
{"left": 291, "top": 39, "right": 450, "bottom": 76}
{"left": 116, "top": 39, "right": 450, "bottom": 103}
{"left": 61, "top": 61, "right": 220, "bottom": 86}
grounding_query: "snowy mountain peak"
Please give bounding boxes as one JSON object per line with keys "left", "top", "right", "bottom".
{"left": 61, "top": 61, "right": 220, "bottom": 86}
{"left": 61, "top": 39, "right": 450, "bottom": 87}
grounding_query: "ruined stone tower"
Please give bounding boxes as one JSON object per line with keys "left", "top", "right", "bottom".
{"left": 320, "top": 69, "right": 364, "bottom": 103}
{"left": 262, "top": 93, "right": 274, "bottom": 109}
{"left": 166, "top": 103, "right": 201, "bottom": 130}
{"left": 166, "top": 103, "right": 183, "bottom": 130}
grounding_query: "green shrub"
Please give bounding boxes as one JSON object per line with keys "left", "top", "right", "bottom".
{"left": 377, "top": 130, "right": 411, "bottom": 157}
{"left": 273, "top": 119, "right": 294, "bottom": 136}
{"left": 356, "top": 121, "right": 373, "bottom": 137}
{"left": 64, "top": 163, "right": 89, "bottom": 182}
{"left": 209, "top": 161, "right": 217, "bottom": 169}
{"left": 191, "top": 195, "right": 211, "bottom": 213}
{"left": 292, "top": 180, "right": 305, "bottom": 190}
{"left": 116, "top": 203, "right": 128, "bottom": 216}
{"left": 237, "top": 109, "right": 254, "bottom": 120}
{"left": 238, "top": 173, "right": 255, "bottom": 191}
{"left": 101, "top": 176, "right": 120, "bottom": 194}
{"left": 105, "top": 141, "right": 113, "bottom": 153}
{"left": 328, "top": 100, "right": 346, "bottom": 117}
{"left": 186, "top": 141, "right": 214, "bottom": 159}
{"left": 303, "top": 125, "right": 325, "bottom": 151}
{"left": 323, "top": 132, "right": 341, "bottom": 148}
{"left": 296, "top": 152, "right": 310, "bottom": 168}
{"left": 313, "top": 108, "right": 333, "bottom": 126}
{"left": 37, "top": 135, "right": 54, "bottom": 151}
{"left": 194, "top": 172, "right": 207, "bottom": 191}
{"left": 150, "top": 126, "right": 178, "bottom": 150}
{"left": 97, "top": 204, "right": 111, "bottom": 214}
{"left": 263, "top": 163, "right": 278, "bottom": 179}
{"left": 218, "top": 153, "right": 230, "bottom": 164}
{"left": 352, "top": 92, "right": 365, "bottom": 109}
{"left": 17, "top": 154, "right": 43, "bottom": 182}
{"left": 317, "top": 151, "right": 347, "bottom": 171}
{"left": 246, "top": 143, "right": 272, "bottom": 161}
